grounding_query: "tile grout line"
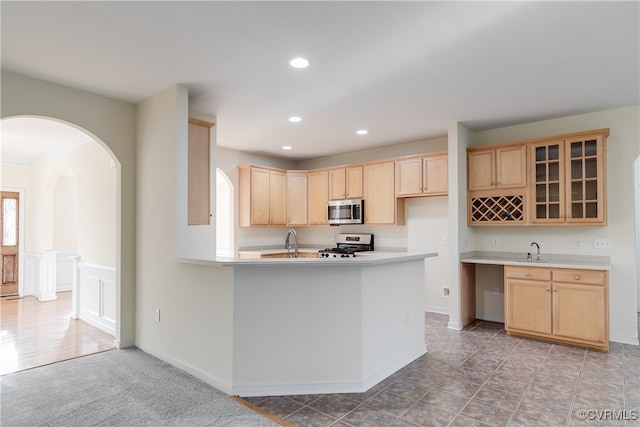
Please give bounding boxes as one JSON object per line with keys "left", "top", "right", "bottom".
{"left": 503, "top": 339, "right": 554, "bottom": 427}
{"left": 564, "top": 347, "right": 589, "bottom": 427}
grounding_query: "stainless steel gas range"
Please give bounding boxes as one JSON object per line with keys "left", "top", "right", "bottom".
{"left": 317, "top": 233, "right": 374, "bottom": 258}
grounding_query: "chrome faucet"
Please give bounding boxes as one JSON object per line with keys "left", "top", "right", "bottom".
{"left": 284, "top": 229, "right": 299, "bottom": 258}
{"left": 530, "top": 241, "right": 540, "bottom": 261}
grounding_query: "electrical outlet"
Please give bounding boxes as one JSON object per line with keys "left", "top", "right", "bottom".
{"left": 493, "top": 287, "right": 500, "bottom": 296}
{"left": 574, "top": 239, "right": 582, "bottom": 249}
{"left": 443, "top": 287, "right": 450, "bottom": 296}
{"left": 442, "top": 236, "right": 448, "bottom": 246}
{"left": 492, "top": 237, "right": 500, "bottom": 246}
{"left": 593, "top": 238, "right": 612, "bottom": 249}
{"left": 154, "top": 309, "right": 161, "bottom": 322}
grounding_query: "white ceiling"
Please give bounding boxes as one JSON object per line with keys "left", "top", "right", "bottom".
{"left": 1, "top": 1, "right": 638, "bottom": 161}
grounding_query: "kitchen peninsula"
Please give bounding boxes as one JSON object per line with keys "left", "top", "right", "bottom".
{"left": 174, "top": 251, "right": 436, "bottom": 396}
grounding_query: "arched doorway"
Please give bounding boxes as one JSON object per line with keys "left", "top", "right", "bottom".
{"left": 0, "top": 116, "right": 120, "bottom": 373}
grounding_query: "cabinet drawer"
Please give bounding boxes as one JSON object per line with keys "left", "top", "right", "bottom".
{"left": 505, "top": 266, "right": 551, "bottom": 281}
{"left": 553, "top": 269, "right": 606, "bottom": 285}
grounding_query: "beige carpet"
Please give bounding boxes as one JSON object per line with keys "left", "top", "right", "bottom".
{"left": 0, "top": 348, "right": 279, "bottom": 427}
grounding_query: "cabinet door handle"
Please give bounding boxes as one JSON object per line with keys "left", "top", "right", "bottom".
{"left": 574, "top": 275, "right": 580, "bottom": 280}
{"left": 553, "top": 288, "right": 558, "bottom": 292}
{"left": 524, "top": 273, "right": 530, "bottom": 277}
{"left": 546, "top": 288, "right": 550, "bottom": 292}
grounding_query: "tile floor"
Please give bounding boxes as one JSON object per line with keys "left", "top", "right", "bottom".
{"left": 241, "top": 313, "right": 640, "bottom": 427}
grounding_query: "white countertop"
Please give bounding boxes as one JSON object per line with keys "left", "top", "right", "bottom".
{"left": 172, "top": 250, "right": 437, "bottom": 267}
{"left": 460, "top": 251, "right": 610, "bottom": 271}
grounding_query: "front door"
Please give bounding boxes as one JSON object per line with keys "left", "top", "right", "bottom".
{"left": 1, "top": 191, "right": 20, "bottom": 296}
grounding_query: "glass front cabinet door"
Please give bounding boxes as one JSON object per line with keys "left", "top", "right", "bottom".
{"left": 530, "top": 131, "right": 606, "bottom": 225}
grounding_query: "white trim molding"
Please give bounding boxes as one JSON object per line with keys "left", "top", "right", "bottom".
{"left": 77, "top": 261, "right": 116, "bottom": 336}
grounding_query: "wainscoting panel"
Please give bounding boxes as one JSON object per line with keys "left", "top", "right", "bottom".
{"left": 78, "top": 262, "right": 116, "bottom": 336}
{"left": 80, "top": 275, "right": 101, "bottom": 318}
{"left": 102, "top": 278, "right": 117, "bottom": 325}
{"left": 55, "top": 253, "right": 75, "bottom": 292}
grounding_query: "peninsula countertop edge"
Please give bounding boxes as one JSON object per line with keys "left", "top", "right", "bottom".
{"left": 170, "top": 251, "right": 438, "bottom": 267}
{"left": 460, "top": 251, "right": 611, "bottom": 271}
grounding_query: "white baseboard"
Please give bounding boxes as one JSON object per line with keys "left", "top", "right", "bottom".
{"left": 475, "top": 314, "right": 505, "bottom": 323}
{"left": 134, "top": 342, "right": 427, "bottom": 398}
{"left": 116, "top": 340, "right": 136, "bottom": 349}
{"left": 424, "top": 305, "right": 449, "bottom": 315}
{"left": 610, "top": 333, "right": 639, "bottom": 346}
{"left": 135, "top": 341, "right": 234, "bottom": 396}
{"left": 233, "top": 344, "right": 427, "bottom": 397}
{"left": 448, "top": 321, "right": 463, "bottom": 331}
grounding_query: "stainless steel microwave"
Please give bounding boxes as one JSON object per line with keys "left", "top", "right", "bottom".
{"left": 327, "top": 199, "right": 364, "bottom": 225}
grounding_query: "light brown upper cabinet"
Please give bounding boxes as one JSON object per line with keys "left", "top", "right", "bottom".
{"left": 531, "top": 130, "right": 607, "bottom": 225}
{"left": 286, "top": 171, "right": 308, "bottom": 226}
{"left": 308, "top": 170, "right": 329, "bottom": 225}
{"left": 239, "top": 165, "right": 286, "bottom": 226}
{"left": 467, "top": 144, "right": 526, "bottom": 192}
{"left": 187, "top": 118, "right": 215, "bottom": 225}
{"left": 329, "top": 166, "right": 363, "bottom": 200}
{"left": 468, "top": 128, "right": 608, "bottom": 226}
{"left": 395, "top": 152, "right": 448, "bottom": 197}
{"left": 364, "top": 161, "right": 404, "bottom": 225}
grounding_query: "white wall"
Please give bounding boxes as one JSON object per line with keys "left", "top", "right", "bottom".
{"left": 406, "top": 196, "right": 450, "bottom": 312}
{"left": 466, "top": 106, "right": 639, "bottom": 344}
{"left": 1, "top": 70, "right": 136, "bottom": 347}
{"left": 52, "top": 175, "right": 78, "bottom": 253}
{"left": 36, "top": 141, "right": 117, "bottom": 266}
{"left": 135, "top": 85, "right": 235, "bottom": 390}
{"left": 447, "top": 122, "right": 474, "bottom": 329}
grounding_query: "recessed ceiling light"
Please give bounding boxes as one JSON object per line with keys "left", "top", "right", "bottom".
{"left": 282, "top": 145, "right": 293, "bottom": 150}
{"left": 290, "top": 57, "right": 309, "bottom": 68}
{"left": 289, "top": 116, "right": 302, "bottom": 123}
{"left": 356, "top": 129, "right": 368, "bottom": 135}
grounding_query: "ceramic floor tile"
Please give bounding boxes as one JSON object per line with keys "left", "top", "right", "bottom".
{"left": 399, "top": 400, "right": 456, "bottom": 427}
{"left": 509, "top": 411, "right": 550, "bottom": 427}
{"left": 483, "top": 373, "right": 531, "bottom": 395}
{"left": 363, "top": 390, "right": 419, "bottom": 417}
{"left": 256, "top": 396, "right": 305, "bottom": 419}
{"left": 284, "top": 406, "right": 337, "bottom": 427}
{"left": 473, "top": 386, "right": 523, "bottom": 411}
{"left": 385, "top": 377, "right": 433, "bottom": 400}
{"left": 460, "top": 398, "right": 514, "bottom": 427}
{"left": 340, "top": 402, "right": 400, "bottom": 427}
{"left": 447, "top": 414, "right": 493, "bottom": 427}
{"left": 421, "top": 388, "right": 470, "bottom": 414}
{"left": 517, "top": 395, "right": 571, "bottom": 425}
{"left": 307, "top": 394, "right": 360, "bottom": 419}
{"left": 240, "top": 314, "right": 640, "bottom": 427}
{"left": 434, "top": 376, "right": 482, "bottom": 399}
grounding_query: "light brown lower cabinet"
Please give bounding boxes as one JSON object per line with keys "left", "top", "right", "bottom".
{"left": 505, "top": 266, "right": 608, "bottom": 351}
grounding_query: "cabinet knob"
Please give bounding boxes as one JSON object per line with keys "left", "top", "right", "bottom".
{"left": 553, "top": 288, "right": 558, "bottom": 292}
{"left": 525, "top": 273, "right": 530, "bottom": 277}
{"left": 546, "top": 288, "right": 550, "bottom": 292}
{"left": 574, "top": 275, "right": 580, "bottom": 280}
